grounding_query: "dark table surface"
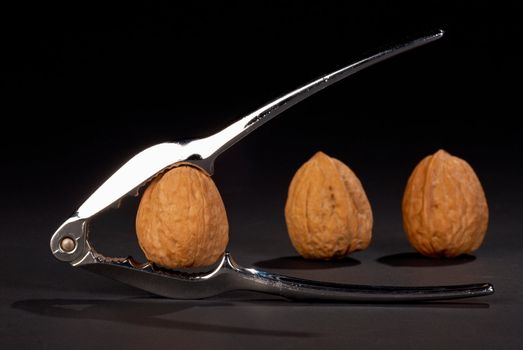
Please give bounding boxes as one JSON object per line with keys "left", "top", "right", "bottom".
{"left": 2, "top": 2, "right": 523, "bottom": 349}
{"left": 2, "top": 137, "right": 522, "bottom": 349}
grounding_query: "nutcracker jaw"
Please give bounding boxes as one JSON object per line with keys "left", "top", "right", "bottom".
{"left": 47, "top": 30, "right": 492, "bottom": 301}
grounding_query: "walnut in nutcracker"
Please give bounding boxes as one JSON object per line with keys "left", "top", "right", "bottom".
{"left": 136, "top": 165, "right": 229, "bottom": 269}
{"left": 285, "top": 152, "right": 373, "bottom": 259}
{"left": 402, "top": 150, "right": 489, "bottom": 258}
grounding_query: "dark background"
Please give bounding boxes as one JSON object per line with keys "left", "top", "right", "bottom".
{"left": 1, "top": 2, "right": 522, "bottom": 349}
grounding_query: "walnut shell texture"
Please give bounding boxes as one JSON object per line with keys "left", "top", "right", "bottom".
{"left": 285, "top": 152, "right": 373, "bottom": 259}
{"left": 136, "top": 166, "right": 229, "bottom": 268}
{"left": 402, "top": 150, "right": 489, "bottom": 258}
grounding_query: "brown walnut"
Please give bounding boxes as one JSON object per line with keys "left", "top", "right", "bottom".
{"left": 136, "top": 166, "right": 229, "bottom": 268}
{"left": 285, "top": 151, "right": 373, "bottom": 259}
{"left": 402, "top": 150, "right": 489, "bottom": 257}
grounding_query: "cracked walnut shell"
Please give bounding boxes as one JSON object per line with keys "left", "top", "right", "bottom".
{"left": 136, "top": 166, "right": 229, "bottom": 269}
{"left": 285, "top": 152, "right": 373, "bottom": 259}
{"left": 402, "top": 150, "right": 489, "bottom": 258}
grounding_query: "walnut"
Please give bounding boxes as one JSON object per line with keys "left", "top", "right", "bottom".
{"left": 136, "top": 166, "right": 228, "bottom": 268}
{"left": 402, "top": 150, "right": 489, "bottom": 257}
{"left": 285, "top": 152, "right": 373, "bottom": 259}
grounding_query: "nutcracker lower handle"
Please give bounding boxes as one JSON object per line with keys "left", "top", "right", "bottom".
{"left": 234, "top": 269, "right": 494, "bottom": 302}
